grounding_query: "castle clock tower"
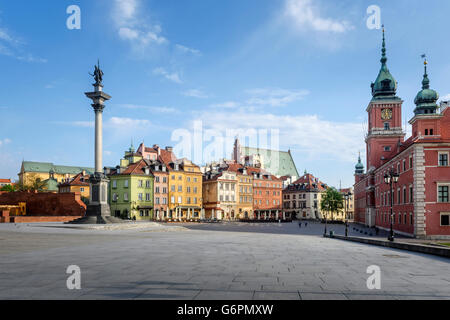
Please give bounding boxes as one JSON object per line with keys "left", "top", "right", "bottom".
{"left": 366, "top": 27, "right": 405, "bottom": 170}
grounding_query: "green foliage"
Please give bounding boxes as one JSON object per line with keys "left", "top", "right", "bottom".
{"left": 0, "top": 184, "right": 16, "bottom": 192}
{"left": 320, "top": 188, "right": 344, "bottom": 221}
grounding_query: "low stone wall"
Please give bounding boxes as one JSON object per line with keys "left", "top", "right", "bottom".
{"left": 11, "top": 216, "right": 83, "bottom": 223}
{"left": 0, "top": 192, "right": 86, "bottom": 216}
{"left": 328, "top": 234, "right": 450, "bottom": 258}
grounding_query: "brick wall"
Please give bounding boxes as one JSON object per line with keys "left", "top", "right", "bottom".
{"left": 0, "top": 192, "right": 86, "bottom": 216}
{"left": 11, "top": 216, "right": 82, "bottom": 223}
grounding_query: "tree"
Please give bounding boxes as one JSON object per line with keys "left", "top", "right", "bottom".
{"left": 0, "top": 184, "right": 16, "bottom": 192}
{"left": 320, "top": 188, "right": 344, "bottom": 222}
{"left": 16, "top": 174, "right": 47, "bottom": 192}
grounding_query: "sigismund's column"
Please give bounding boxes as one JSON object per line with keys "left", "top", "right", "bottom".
{"left": 79, "top": 62, "right": 115, "bottom": 224}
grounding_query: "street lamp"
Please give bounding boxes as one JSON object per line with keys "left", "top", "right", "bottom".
{"left": 344, "top": 191, "right": 353, "bottom": 237}
{"left": 384, "top": 170, "right": 399, "bottom": 242}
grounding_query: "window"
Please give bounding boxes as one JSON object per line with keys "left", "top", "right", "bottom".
{"left": 178, "top": 196, "right": 182, "bottom": 204}
{"left": 156, "top": 187, "right": 160, "bottom": 194}
{"left": 409, "top": 156, "right": 413, "bottom": 168}
{"left": 124, "top": 193, "right": 128, "bottom": 201}
{"left": 410, "top": 186, "right": 413, "bottom": 203}
{"left": 438, "top": 185, "right": 449, "bottom": 203}
{"left": 112, "top": 193, "right": 118, "bottom": 202}
{"left": 112, "top": 180, "right": 117, "bottom": 189}
{"left": 138, "top": 193, "right": 143, "bottom": 201}
{"left": 384, "top": 146, "right": 391, "bottom": 152}
{"left": 146, "top": 193, "right": 151, "bottom": 201}
{"left": 178, "top": 186, "right": 182, "bottom": 192}
{"left": 124, "top": 180, "right": 129, "bottom": 188}
{"left": 80, "top": 187, "right": 85, "bottom": 192}
{"left": 146, "top": 180, "right": 151, "bottom": 188}
{"left": 441, "top": 213, "right": 450, "bottom": 226}
{"left": 171, "top": 185, "right": 175, "bottom": 192}
{"left": 155, "top": 197, "right": 160, "bottom": 204}
{"left": 155, "top": 177, "right": 159, "bottom": 183}
{"left": 138, "top": 180, "right": 143, "bottom": 188}
{"left": 384, "top": 122, "right": 390, "bottom": 130}
{"left": 403, "top": 160, "right": 406, "bottom": 171}
{"left": 194, "top": 187, "right": 198, "bottom": 194}
{"left": 439, "top": 153, "right": 449, "bottom": 166}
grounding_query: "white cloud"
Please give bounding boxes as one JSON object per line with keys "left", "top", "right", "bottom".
{"left": 209, "top": 101, "right": 240, "bottom": 109}
{"left": 112, "top": 0, "right": 168, "bottom": 51}
{"left": 245, "top": 88, "right": 309, "bottom": 107}
{"left": 107, "top": 117, "right": 151, "bottom": 128}
{"left": 195, "top": 111, "right": 364, "bottom": 163}
{"left": 285, "top": 0, "right": 353, "bottom": 33}
{"left": 0, "top": 25, "right": 46, "bottom": 63}
{"left": 153, "top": 67, "right": 182, "bottom": 84}
{"left": 121, "top": 104, "right": 177, "bottom": 113}
{"left": 183, "top": 89, "right": 209, "bottom": 99}
{"left": 175, "top": 44, "right": 201, "bottom": 56}
{"left": 0, "top": 138, "right": 11, "bottom": 147}
{"left": 440, "top": 94, "right": 450, "bottom": 101}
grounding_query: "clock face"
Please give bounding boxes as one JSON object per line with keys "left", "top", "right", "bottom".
{"left": 381, "top": 109, "right": 393, "bottom": 120}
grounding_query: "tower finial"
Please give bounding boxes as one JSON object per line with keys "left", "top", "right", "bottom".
{"left": 421, "top": 54, "right": 430, "bottom": 89}
{"left": 381, "top": 25, "right": 387, "bottom": 65}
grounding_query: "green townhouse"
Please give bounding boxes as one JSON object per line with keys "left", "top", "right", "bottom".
{"left": 108, "top": 158, "right": 154, "bottom": 221}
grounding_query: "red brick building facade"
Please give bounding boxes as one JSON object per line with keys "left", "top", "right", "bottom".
{"left": 354, "top": 30, "right": 450, "bottom": 239}
{"left": 247, "top": 167, "right": 283, "bottom": 220}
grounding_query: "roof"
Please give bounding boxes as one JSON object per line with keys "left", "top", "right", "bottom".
{"left": 159, "top": 149, "right": 177, "bottom": 166}
{"left": 241, "top": 147, "right": 299, "bottom": 178}
{"left": 21, "top": 161, "right": 94, "bottom": 175}
{"left": 285, "top": 173, "right": 328, "bottom": 192}
{"left": 0, "top": 179, "right": 11, "bottom": 183}
{"left": 59, "top": 172, "right": 90, "bottom": 187}
{"left": 42, "top": 178, "right": 59, "bottom": 192}
{"left": 119, "top": 159, "right": 149, "bottom": 176}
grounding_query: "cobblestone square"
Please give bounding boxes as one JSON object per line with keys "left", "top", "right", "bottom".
{"left": 0, "top": 221, "right": 449, "bottom": 300}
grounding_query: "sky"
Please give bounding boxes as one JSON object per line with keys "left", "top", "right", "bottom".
{"left": 0, "top": 0, "right": 449, "bottom": 188}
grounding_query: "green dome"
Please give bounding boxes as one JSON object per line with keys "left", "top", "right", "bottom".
{"left": 371, "top": 28, "right": 399, "bottom": 100}
{"left": 355, "top": 154, "right": 364, "bottom": 175}
{"left": 414, "top": 62, "right": 439, "bottom": 115}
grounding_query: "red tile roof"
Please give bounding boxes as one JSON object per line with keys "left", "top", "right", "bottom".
{"left": 288, "top": 173, "right": 328, "bottom": 191}
{"left": 0, "top": 179, "right": 11, "bottom": 183}
{"left": 59, "top": 173, "right": 89, "bottom": 187}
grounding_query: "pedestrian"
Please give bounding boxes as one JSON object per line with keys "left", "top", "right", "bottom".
{"left": 298, "top": 222, "right": 302, "bottom": 228}
{"left": 305, "top": 222, "right": 308, "bottom": 227}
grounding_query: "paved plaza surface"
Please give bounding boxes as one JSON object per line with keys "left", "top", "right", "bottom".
{"left": 0, "top": 221, "right": 449, "bottom": 300}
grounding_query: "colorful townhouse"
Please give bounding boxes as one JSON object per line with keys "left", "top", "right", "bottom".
{"left": 248, "top": 167, "right": 283, "bottom": 220}
{"left": 203, "top": 166, "right": 238, "bottom": 220}
{"left": 166, "top": 159, "right": 204, "bottom": 221}
{"left": 283, "top": 173, "right": 328, "bottom": 220}
{"left": 148, "top": 160, "right": 169, "bottom": 221}
{"left": 236, "top": 167, "right": 254, "bottom": 220}
{"left": 108, "top": 146, "right": 154, "bottom": 220}
{"left": 58, "top": 171, "right": 90, "bottom": 199}
{"left": 354, "top": 28, "right": 450, "bottom": 239}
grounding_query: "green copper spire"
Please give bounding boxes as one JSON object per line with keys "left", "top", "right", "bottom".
{"left": 381, "top": 26, "right": 387, "bottom": 65}
{"left": 371, "top": 26, "right": 399, "bottom": 100}
{"left": 355, "top": 152, "right": 364, "bottom": 175}
{"left": 414, "top": 57, "right": 439, "bottom": 115}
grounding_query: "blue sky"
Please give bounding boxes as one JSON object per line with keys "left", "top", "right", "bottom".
{"left": 0, "top": 0, "right": 449, "bottom": 188}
